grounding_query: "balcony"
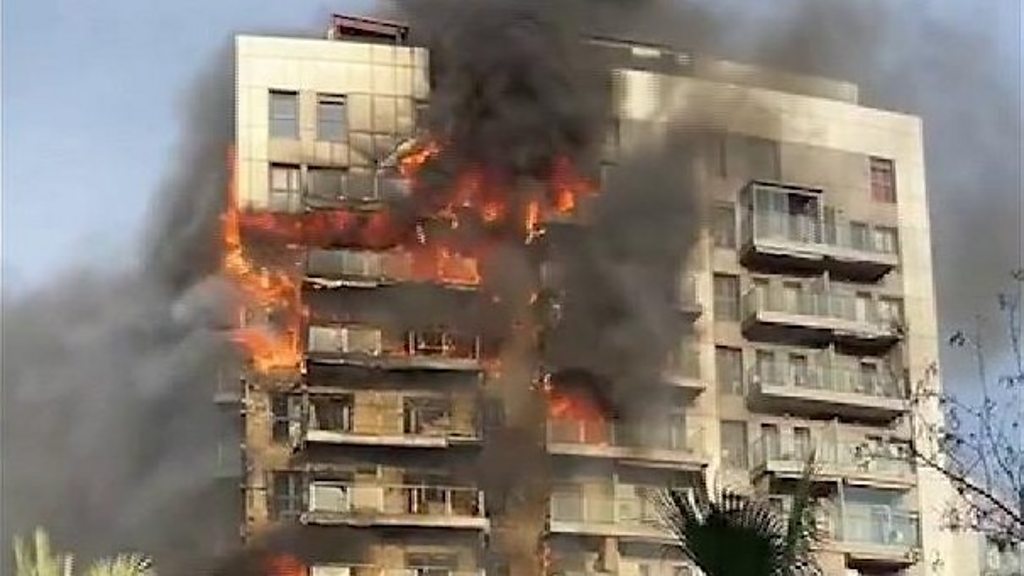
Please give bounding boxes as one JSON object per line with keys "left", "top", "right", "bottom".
{"left": 662, "top": 347, "right": 704, "bottom": 393}
{"left": 741, "top": 288, "right": 901, "bottom": 348}
{"left": 306, "top": 326, "right": 483, "bottom": 371}
{"left": 740, "top": 182, "right": 898, "bottom": 280}
{"left": 751, "top": 436, "right": 915, "bottom": 489}
{"left": 546, "top": 419, "right": 707, "bottom": 470}
{"left": 747, "top": 363, "right": 907, "bottom": 421}
{"left": 548, "top": 488, "right": 672, "bottom": 542}
{"left": 301, "top": 482, "right": 489, "bottom": 530}
{"left": 301, "top": 394, "right": 481, "bottom": 449}
{"left": 310, "top": 566, "right": 484, "bottom": 576}
{"left": 305, "top": 248, "right": 480, "bottom": 290}
{"left": 826, "top": 505, "right": 920, "bottom": 566}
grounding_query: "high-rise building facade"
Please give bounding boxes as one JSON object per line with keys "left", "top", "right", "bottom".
{"left": 226, "top": 15, "right": 957, "bottom": 576}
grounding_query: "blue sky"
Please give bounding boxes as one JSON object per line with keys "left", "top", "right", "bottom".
{"left": 2, "top": 0, "right": 376, "bottom": 291}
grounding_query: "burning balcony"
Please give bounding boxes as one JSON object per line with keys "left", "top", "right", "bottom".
{"left": 747, "top": 361, "right": 907, "bottom": 421}
{"left": 547, "top": 485, "right": 672, "bottom": 542}
{"left": 305, "top": 248, "right": 480, "bottom": 290}
{"left": 741, "top": 285, "right": 902, "bottom": 347}
{"left": 546, "top": 418, "right": 707, "bottom": 471}
{"left": 750, "top": 434, "right": 915, "bottom": 489}
{"left": 306, "top": 325, "right": 483, "bottom": 371}
{"left": 301, "top": 392, "right": 481, "bottom": 448}
{"left": 301, "top": 481, "right": 489, "bottom": 530}
{"left": 740, "top": 181, "right": 899, "bottom": 280}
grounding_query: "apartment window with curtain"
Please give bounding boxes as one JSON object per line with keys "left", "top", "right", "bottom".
{"left": 720, "top": 421, "right": 749, "bottom": 469}
{"left": 870, "top": 157, "right": 897, "bottom": 203}
{"left": 716, "top": 347, "right": 744, "bottom": 395}
{"left": 713, "top": 203, "right": 737, "bottom": 248}
{"left": 713, "top": 274, "right": 740, "bottom": 321}
{"left": 317, "top": 94, "right": 347, "bottom": 142}
{"left": 269, "top": 90, "right": 299, "bottom": 139}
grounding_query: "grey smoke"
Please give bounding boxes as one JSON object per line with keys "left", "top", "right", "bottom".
{"left": 1, "top": 48, "right": 235, "bottom": 570}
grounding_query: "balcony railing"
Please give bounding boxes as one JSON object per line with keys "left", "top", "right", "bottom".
{"left": 744, "top": 288, "right": 896, "bottom": 329}
{"left": 750, "top": 436, "right": 913, "bottom": 480}
{"left": 306, "top": 482, "right": 486, "bottom": 519}
{"left": 549, "top": 490, "right": 662, "bottom": 529}
{"left": 304, "top": 399, "right": 480, "bottom": 446}
{"left": 309, "top": 565, "right": 484, "bottom": 576}
{"left": 750, "top": 363, "right": 904, "bottom": 401}
{"left": 547, "top": 419, "right": 704, "bottom": 456}
{"left": 831, "top": 505, "right": 920, "bottom": 549}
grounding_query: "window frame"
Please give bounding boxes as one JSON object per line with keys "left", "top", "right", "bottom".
{"left": 869, "top": 156, "right": 897, "bottom": 203}
{"left": 720, "top": 420, "right": 749, "bottom": 469}
{"left": 270, "top": 470, "right": 305, "bottom": 520}
{"left": 316, "top": 94, "right": 348, "bottom": 142}
{"left": 269, "top": 90, "right": 299, "bottom": 139}
{"left": 268, "top": 163, "right": 301, "bottom": 212}
{"left": 712, "top": 203, "right": 737, "bottom": 249}
{"left": 713, "top": 274, "right": 741, "bottom": 321}
{"left": 715, "top": 346, "right": 745, "bottom": 396}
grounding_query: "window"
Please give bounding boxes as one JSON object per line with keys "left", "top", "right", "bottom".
{"left": 850, "top": 221, "right": 870, "bottom": 251}
{"left": 715, "top": 347, "right": 744, "bottom": 395}
{"left": 755, "top": 349, "right": 775, "bottom": 382}
{"left": 713, "top": 274, "right": 740, "bottom": 321}
{"left": 271, "top": 395, "right": 298, "bottom": 443}
{"left": 306, "top": 167, "right": 347, "bottom": 203}
{"left": 761, "top": 423, "right": 780, "bottom": 459}
{"left": 874, "top": 226, "right": 899, "bottom": 255}
{"left": 720, "top": 421, "right": 748, "bottom": 469}
{"left": 789, "top": 354, "right": 810, "bottom": 387}
{"left": 794, "top": 427, "right": 812, "bottom": 459}
{"left": 270, "top": 471, "right": 304, "bottom": 520}
{"left": 317, "top": 95, "right": 347, "bottom": 141}
{"left": 713, "top": 204, "right": 737, "bottom": 248}
{"left": 878, "top": 297, "right": 904, "bottom": 326}
{"left": 309, "top": 395, "right": 353, "bottom": 432}
{"left": 268, "top": 164, "right": 301, "bottom": 212}
{"left": 269, "top": 91, "right": 299, "bottom": 139}
{"left": 870, "top": 157, "right": 896, "bottom": 203}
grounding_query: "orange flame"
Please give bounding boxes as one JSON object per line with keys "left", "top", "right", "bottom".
{"left": 266, "top": 554, "right": 307, "bottom": 576}
{"left": 222, "top": 147, "right": 303, "bottom": 373}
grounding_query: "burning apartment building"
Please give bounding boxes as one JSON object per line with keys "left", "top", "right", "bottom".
{"left": 219, "top": 10, "right": 954, "bottom": 576}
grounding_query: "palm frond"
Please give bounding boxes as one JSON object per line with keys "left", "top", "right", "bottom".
{"left": 12, "top": 528, "right": 71, "bottom": 576}
{"left": 657, "top": 459, "right": 822, "bottom": 576}
{"left": 84, "top": 554, "right": 156, "bottom": 576}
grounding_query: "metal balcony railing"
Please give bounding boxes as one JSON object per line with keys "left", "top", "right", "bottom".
{"left": 549, "top": 490, "right": 662, "bottom": 528}
{"left": 750, "top": 436, "right": 913, "bottom": 479}
{"left": 305, "top": 397, "right": 480, "bottom": 441}
{"left": 309, "top": 565, "right": 485, "bottom": 576}
{"left": 831, "top": 505, "right": 920, "bottom": 548}
{"left": 750, "top": 363, "right": 904, "bottom": 400}
{"left": 307, "top": 482, "right": 486, "bottom": 518}
{"left": 547, "top": 419, "right": 704, "bottom": 456}
{"left": 743, "top": 287, "right": 896, "bottom": 331}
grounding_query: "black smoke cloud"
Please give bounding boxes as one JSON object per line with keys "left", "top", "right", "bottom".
{"left": 1, "top": 49, "right": 236, "bottom": 570}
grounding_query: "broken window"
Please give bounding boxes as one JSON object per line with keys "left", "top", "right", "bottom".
{"left": 403, "top": 396, "right": 452, "bottom": 435}
{"left": 309, "top": 395, "right": 353, "bottom": 432}
{"left": 269, "top": 471, "right": 304, "bottom": 520}
{"left": 269, "top": 90, "right": 299, "bottom": 139}
{"left": 870, "top": 157, "right": 897, "bottom": 203}
{"left": 410, "top": 330, "right": 477, "bottom": 359}
{"left": 271, "top": 394, "right": 301, "bottom": 443}
{"left": 317, "top": 94, "right": 347, "bottom": 142}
